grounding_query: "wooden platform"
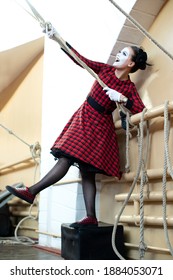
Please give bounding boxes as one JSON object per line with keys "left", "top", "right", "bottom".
{"left": 61, "top": 222, "right": 125, "bottom": 260}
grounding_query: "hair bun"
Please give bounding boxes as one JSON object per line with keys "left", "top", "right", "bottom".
{"left": 135, "top": 49, "right": 147, "bottom": 70}
{"left": 130, "top": 46, "right": 151, "bottom": 73}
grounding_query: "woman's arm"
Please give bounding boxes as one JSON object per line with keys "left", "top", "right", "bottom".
{"left": 124, "top": 84, "right": 145, "bottom": 114}
{"left": 61, "top": 42, "right": 106, "bottom": 74}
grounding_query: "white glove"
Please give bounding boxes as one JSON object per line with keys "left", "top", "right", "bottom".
{"left": 104, "top": 87, "right": 121, "bottom": 102}
{"left": 42, "top": 22, "right": 58, "bottom": 39}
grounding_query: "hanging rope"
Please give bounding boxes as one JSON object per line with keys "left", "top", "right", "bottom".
{"left": 111, "top": 108, "right": 147, "bottom": 259}
{"left": 115, "top": 101, "right": 173, "bottom": 259}
{"left": 138, "top": 119, "right": 150, "bottom": 259}
{"left": 162, "top": 100, "right": 173, "bottom": 256}
{"left": 124, "top": 112, "right": 136, "bottom": 172}
{"left": 112, "top": 100, "right": 173, "bottom": 259}
{"left": 107, "top": 0, "right": 173, "bottom": 61}
{"left": 163, "top": 101, "right": 173, "bottom": 180}
{"left": 124, "top": 111, "right": 138, "bottom": 173}
{"left": 124, "top": 111, "right": 131, "bottom": 173}
{"left": 139, "top": 161, "right": 148, "bottom": 260}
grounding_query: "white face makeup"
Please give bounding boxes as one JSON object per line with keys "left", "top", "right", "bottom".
{"left": 113, "top": 47, "right": 132, "bottom": 68}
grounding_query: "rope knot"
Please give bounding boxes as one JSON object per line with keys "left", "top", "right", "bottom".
{"left": 141, "top": 161, "right": 149, "bottom": 185}
{"left": 30, "top": 142, "right": 41, "bottom": 159}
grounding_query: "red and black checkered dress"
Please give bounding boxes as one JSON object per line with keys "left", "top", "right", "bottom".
{"left": 51, "top": 44, "right": 145, "bottom": 178}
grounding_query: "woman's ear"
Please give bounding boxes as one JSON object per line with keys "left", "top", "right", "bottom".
{"left": 128, "top": 61, "right": 135, "bottom": 68}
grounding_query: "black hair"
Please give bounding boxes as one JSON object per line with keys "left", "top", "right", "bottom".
{"left": 130, "top": 46, "right": 151, "bottom": 73}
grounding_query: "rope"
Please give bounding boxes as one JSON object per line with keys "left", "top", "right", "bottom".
{"left": 139, "top": 161, "right": 148, "bottom": 259}
{"left": 111, "top": 108, "right": 147, "bottom": 259}
{"left": 144, "top": 121, "right": 150, "bottom": 172}
{"left": 163, "top": 102, "right": 173, "bottom": 179}
{"left": 14, "top": 0, "right": 38, "bottom": 21}
{"left": 124, "top": 111, "right": 134, "bottom": 173}
{"left": 14, "top": 203, "right": 38, "bottom": 246}
{"left": 125, "top": 111, "right": 130, "bottom": 173}
{"left": 112, "top": 101, "right": 173, "bottom": 259}
{"left": 0, "top": 124, "right": 41, "bottom": 164}
{"left": 107, "top": 0, "right": 173, "bottom": 61}
{"left": 162, "top": 101, "right": 173, "bottom": 256}
{"left": 23, "top": 1, "right": 107, "bottom": 88}
{"left": 138, "top": 119, "right": 150, "bottom": 259}
{"left": 0, "top": 123, "right": 40, "bottom": 245}
{"left": 16, "top": 0, "right": 129, "bottom": 114}
{"left": 124, "top": 111, "right": 138, "bottom": 173}
{"left": 0, "top": 123, "right": 31, "bottom": 148}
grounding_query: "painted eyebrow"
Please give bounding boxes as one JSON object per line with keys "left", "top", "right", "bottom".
{"left": 122, "top": 50, "right": 128, "bottom": 56}
{"left": 119, "top": 49, "right": 128, "bottom": 56}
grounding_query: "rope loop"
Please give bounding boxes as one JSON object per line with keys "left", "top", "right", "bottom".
{"left": 30, "top": 141, "right": 41, "bottom": 159}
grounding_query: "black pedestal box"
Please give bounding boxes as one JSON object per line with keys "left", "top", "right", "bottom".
{"left": 61, "top": 223, "right": 125, "bottom": 260}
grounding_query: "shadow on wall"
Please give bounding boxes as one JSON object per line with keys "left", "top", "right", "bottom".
{"left": 0, "top": 52, "right": 42, "bottom": 112}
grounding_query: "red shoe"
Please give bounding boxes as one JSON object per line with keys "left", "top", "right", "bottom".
{"left": 70, "top": 216, "right": 98, "bottom": 228}
{"left": 6, "top": 183, "right": 35, "bottom": 204}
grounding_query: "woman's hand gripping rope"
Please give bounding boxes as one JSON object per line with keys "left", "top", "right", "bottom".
{"left": 104, "top": 86, "right": 128, "bottom": 104}
{"left": 104, "top": 87, "right": 121, "bottom": 102}
{"left": 42, "top": 22, "right": 58, "bottom": 39}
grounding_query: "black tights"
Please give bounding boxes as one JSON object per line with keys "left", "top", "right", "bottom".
{"left": 81, "top": 170, "right": 96, "bottom": 218}
{"left": 29, "top": 157, "right": 97, "bottom": 218}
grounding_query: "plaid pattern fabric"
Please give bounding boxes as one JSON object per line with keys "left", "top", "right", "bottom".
{"left": 51, "top": 46, "right": 145, "bottom": 177}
